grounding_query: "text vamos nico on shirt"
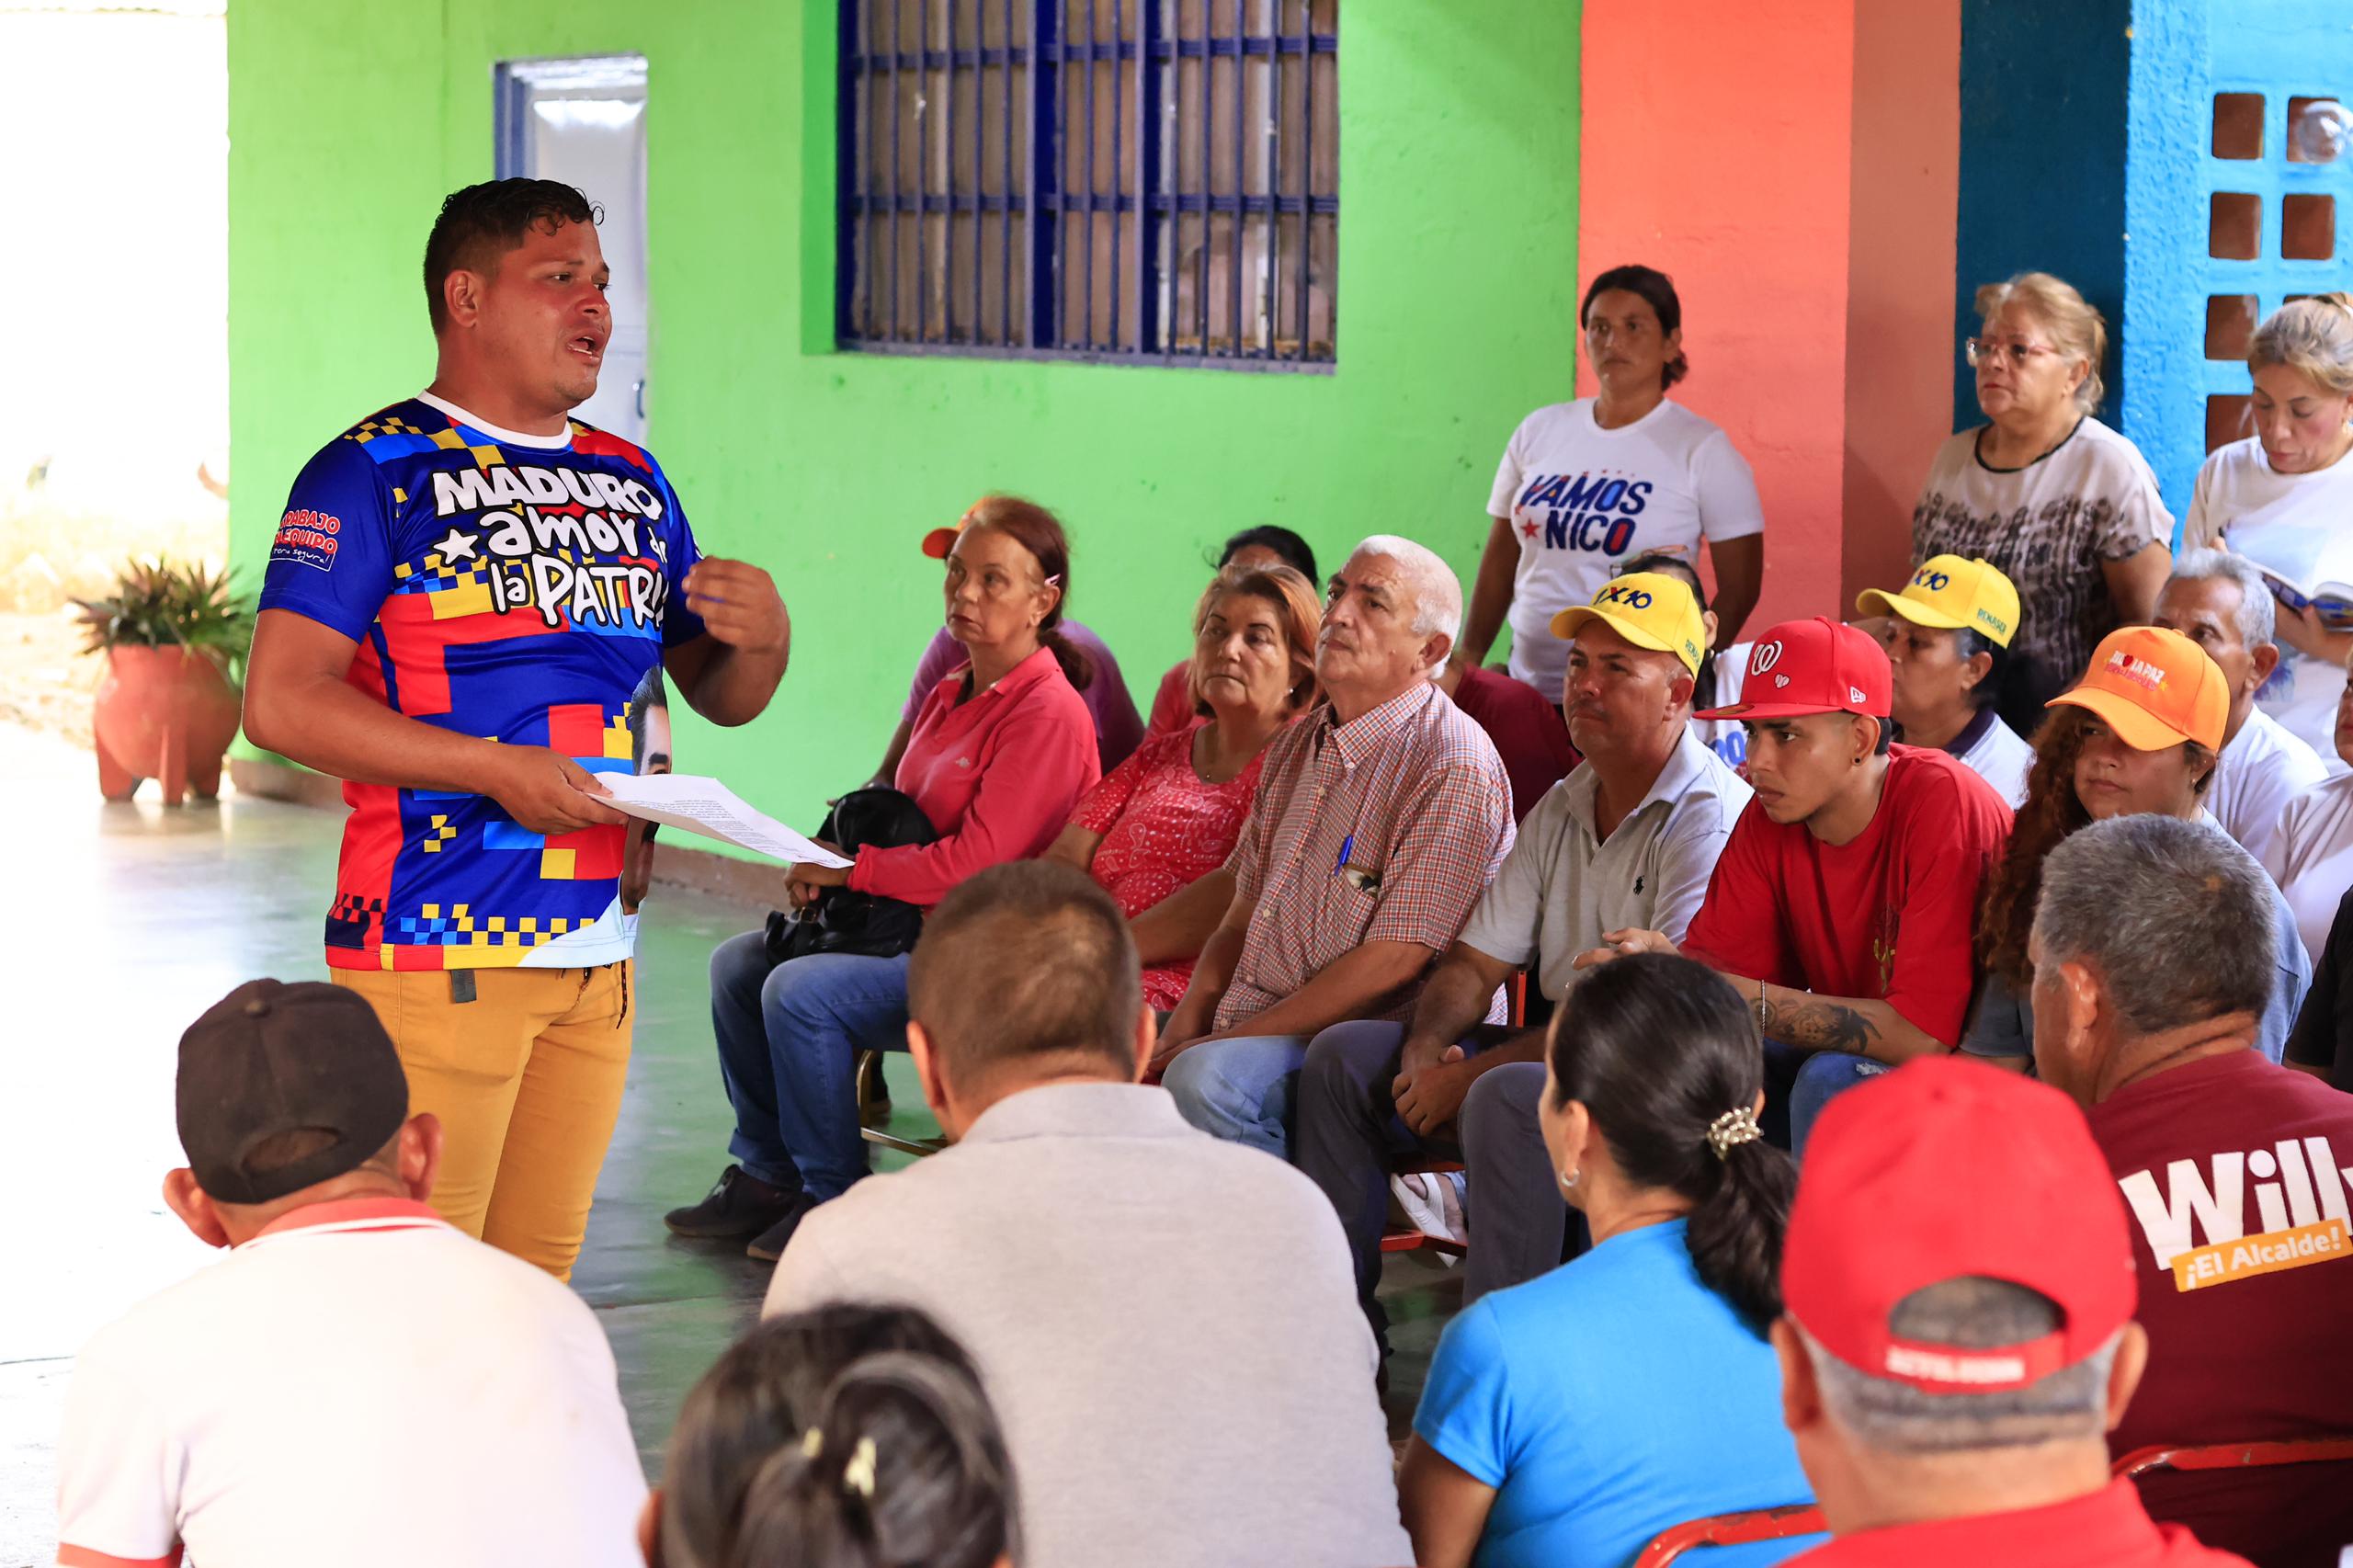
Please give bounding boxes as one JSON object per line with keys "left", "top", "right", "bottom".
{"left": 2120, "top": 1139, "right": 2353, "bottom": 1291}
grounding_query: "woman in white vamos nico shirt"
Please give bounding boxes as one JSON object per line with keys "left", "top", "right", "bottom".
{"left": 1460, "top": 265, "right": 1766, "bottom": 702}
{"left": 2186, "top": 292, "right": 2353, "bottom": 762}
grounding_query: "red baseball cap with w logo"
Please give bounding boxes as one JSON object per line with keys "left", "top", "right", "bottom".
{"left": 1695, "top": 616, "right": 1892, "bottom": 722}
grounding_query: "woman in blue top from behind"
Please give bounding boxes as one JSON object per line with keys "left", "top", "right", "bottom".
{"left": 1400, "top": 953, "right": 1824, "bottom": 1568}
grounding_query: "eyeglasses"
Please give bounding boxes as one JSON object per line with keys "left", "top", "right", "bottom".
{"left": 944, "top": 559, "right": 1059, "bottom": 601}
{"left": 1965, "top": 337, "right": 2063, "bottom": 370}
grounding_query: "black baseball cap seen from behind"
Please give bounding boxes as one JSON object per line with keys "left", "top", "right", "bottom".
{"left": 176, "top": 980, "right": 410, "bottom": 1205}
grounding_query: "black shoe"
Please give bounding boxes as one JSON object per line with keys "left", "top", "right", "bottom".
{"left": 664, "top": 1165, "right": 801, "bottom": 1239}
{"left": 745, "top": 1190, "right": 823, "bottom": 1263}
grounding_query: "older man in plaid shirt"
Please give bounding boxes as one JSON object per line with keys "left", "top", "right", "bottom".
{"left": 1156, "top": 535, "right": 1515, "bottom": 1161}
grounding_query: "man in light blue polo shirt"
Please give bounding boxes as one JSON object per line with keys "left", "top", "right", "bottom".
{"left": 1296, "top": 573, "right": 1751, "bottom": 1341}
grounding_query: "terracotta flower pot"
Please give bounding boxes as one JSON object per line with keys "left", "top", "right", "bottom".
{"left": 93, "top": 645, "right": 242, "bottom": 804}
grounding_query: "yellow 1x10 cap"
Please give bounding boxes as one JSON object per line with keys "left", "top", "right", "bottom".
{"left": 1856, "top": 554, "right": 2020, "bottom": 648}
{"left": 1551, "top": 572, "right": 1707, "bottom": 676}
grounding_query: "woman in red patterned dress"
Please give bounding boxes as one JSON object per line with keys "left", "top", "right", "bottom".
{"left": 1046, "top": 563, "right": 1322, "bottom": 1010}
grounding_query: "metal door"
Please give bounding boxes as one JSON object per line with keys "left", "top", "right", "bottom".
{"left": 495, "top": 55, "right": 650, "bottom": 444}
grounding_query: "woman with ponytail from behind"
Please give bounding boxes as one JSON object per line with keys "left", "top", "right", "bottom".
{"left": 645, "top": 1301, "right": 1019, "bottom": 1568}
{"left": 1398, "top": 953, "right": 1822, "bottom": 1568}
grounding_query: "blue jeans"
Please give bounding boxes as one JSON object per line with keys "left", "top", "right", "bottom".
{"left": 1762, "top": 1039, "right": 1889, "bottom": 1161}
{"left": 709, "top": 930, "right": 911, "bottom": 1201}
{"left": 1161, "top": 1032, "right": 1311, "bottom": 1157}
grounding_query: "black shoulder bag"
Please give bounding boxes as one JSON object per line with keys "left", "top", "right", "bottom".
{"left": 762, "top": 787, "right": 938, "bottom": 964}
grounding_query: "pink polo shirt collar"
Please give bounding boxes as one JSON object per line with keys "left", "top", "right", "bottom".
{"left": 939, "top": 642, "right": 1061, "bottom": 705}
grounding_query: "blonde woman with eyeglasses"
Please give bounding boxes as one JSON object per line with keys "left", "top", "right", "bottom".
{"left": 2184, "top": 292, "right": 2353, "bottom": 760}
{"left": 1910, "top": 272, "right": 2174, "bottom": 725}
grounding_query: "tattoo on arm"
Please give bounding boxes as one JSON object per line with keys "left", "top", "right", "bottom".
{"left": 1771, "top": 997, "right": 1883, "bottom": 1055}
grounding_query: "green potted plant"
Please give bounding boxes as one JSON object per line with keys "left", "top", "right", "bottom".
{"left": 72, "top": 558, "right": 254, "bottom": 804}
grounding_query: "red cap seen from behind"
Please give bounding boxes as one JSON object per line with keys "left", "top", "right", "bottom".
{"left": 1782, "top": 1056, "right": 2138, "bottom": 1394}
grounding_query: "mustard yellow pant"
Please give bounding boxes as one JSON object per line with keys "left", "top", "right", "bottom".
{"left": 334, "top": 962, "right": 633, "bottom": 1281}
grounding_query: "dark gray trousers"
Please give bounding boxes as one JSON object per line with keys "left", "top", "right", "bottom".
{"left": 1294, "top": 1020, "right": 1574, "bottom": 1336}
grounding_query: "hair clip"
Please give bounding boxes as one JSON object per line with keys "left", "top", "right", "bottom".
{"left": 1706, "top": 1106, "right": 1762, "bottom": 1160}
{"left": 800, "top": 1427, "right": 824, "bottom": 1459}
{"left": 842, "top": 1435, "right": 879, "bottom": 1500}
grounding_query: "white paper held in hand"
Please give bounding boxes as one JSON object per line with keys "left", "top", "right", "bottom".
{"left": 597, "top": 773, "right": 853, "bottom": 868}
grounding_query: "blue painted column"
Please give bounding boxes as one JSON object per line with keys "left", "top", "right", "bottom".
{"left": 2120, "top": 0, "right": 2206, "bottom": 524}
{"left": 1954, "top": 0, "right": 2131, "bottom": 429}
{"left": 1959, "top": 0, "right": 2353, "bottom": 521}
{"left": 2181, "top": 6, "right": 2353, "bottom": 521}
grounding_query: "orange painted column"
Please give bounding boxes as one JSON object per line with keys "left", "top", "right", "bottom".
{"left": 1577, "top": 0, "right": 1857, "bottom": 633}
{"left": 1577, "top": 0, "right": 1961, "bottom": 630}
{"left": 1841, "top": 0, "right": 1961, "bottom": 611}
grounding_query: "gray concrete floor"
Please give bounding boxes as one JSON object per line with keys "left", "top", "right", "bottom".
{"left": 0, "top": 725, "right": 1458, "bottom": 1566}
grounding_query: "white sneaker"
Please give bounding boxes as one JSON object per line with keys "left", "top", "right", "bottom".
{"left": 1390, "top": 1171, "right": 1469, "bottom": 1264}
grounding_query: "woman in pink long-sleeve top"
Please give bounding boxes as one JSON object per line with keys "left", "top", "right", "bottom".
{"left": 665, "top": 496, "right": 1100, "bottom": 1261}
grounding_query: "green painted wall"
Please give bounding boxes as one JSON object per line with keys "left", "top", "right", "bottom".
{"left": 227, "top": 1, "right": 1581, "bottom": 835}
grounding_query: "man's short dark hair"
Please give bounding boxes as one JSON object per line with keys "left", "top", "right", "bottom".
{"left": 423, "top": 178, "right": 599, "bottom": 333}
{"left": 907, "top": 862, "right": 1142, "bottom": 1089}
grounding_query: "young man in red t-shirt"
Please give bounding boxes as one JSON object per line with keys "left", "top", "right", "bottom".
{"left": 1775, "top": 1057, "right": 2250, "bottom": 1568}
{"left": 2033, "top": 812, "right": 2353, "bottom": 1568}
{"left": 1584, "top": 617, "right": 2012, "bottom": 1153}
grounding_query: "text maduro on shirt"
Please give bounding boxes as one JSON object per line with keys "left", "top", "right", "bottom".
{"left": 426, "top": 463, "right": 676, "bottom": 634}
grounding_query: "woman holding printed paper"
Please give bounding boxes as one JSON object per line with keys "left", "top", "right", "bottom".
{"left": 667, "top": 496, "right": 1099, "bottom": 1262}
{"left": 2185, "top": 293, "right": 2353, "bottom": 760}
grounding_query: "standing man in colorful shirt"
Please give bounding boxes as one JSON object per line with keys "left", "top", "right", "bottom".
{"left": 244, "top": 179, "right": 790, "bottom": 1278}
{"left": 1156, "top": 536, "right": 1515, "bottom": 1161}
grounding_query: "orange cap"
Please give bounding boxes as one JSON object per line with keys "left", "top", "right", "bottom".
{"left": 2046, "top": 626, "right": 2229, "bottom": 752}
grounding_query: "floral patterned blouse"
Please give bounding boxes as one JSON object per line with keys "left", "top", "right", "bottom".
{"left": 1909, "top": 417, "right": 2172, "bottom": 705}
{"left": 1070, "top": 723, "right": 1267, "bottom": 1011}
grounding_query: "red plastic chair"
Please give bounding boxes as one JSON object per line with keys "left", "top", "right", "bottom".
{"left": 2112, "top": 1435, "right": 2353, "bottom": 1479}
{"left": 1634, "top": 1504, "right": 1826, "bottom": 1567}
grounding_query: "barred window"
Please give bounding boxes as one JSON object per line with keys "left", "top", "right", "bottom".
{"left": 838, "top": 1, "right": 1337, "bottom": 368}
